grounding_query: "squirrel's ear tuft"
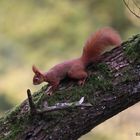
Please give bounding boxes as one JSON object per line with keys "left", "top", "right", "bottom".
{"left": 32, "top": 65, "right": 37, "bottom": 73}
{"left": 32, "top": 65, "right": 41, "bottom": 75}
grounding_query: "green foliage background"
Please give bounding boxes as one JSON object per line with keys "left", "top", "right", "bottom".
{"left": 0, "top": 0, "right": 139, "bottom": 139}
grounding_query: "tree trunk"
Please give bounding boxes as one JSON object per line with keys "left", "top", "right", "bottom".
{"left": 0, "top": 34, "right": 140, "bottom": 140}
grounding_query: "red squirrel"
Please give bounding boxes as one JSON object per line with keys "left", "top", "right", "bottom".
{"left": 32, "top": 27, "right": 121, "bottom": 94}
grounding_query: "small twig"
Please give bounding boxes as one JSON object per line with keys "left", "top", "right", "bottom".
{"left": 27, "top": 89, "right": 37, "bottom": 115}
{"left": 36, "top": 103, "right": 93, "bottom": 114}
{"left": 36, "top": 97, "right": 93, "bottom": 114}
{"left": 123, "top": 0, "right": 140, "bottom": 18}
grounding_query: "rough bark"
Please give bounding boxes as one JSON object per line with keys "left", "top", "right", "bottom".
{"left": 0, "top": 34, "right": 140, "bottom": 140}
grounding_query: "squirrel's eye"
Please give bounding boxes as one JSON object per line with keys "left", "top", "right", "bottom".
{"left": 35, "top": 78, "right": 39, "bottom": 82}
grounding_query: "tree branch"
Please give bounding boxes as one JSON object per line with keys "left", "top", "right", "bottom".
{"left": 0, "top": 34, "right": 140, "bottom": 140}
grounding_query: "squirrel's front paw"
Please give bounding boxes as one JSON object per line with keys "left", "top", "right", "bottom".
{"left": 45, "top": 86, "right": 53, "bottom": 96}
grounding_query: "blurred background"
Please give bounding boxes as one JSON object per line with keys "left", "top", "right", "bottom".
{"left": 0, "top": 0, "right": 140, "bottom": 139}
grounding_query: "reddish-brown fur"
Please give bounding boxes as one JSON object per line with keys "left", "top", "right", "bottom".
{"left": 32, "top": 27, "right": 122, "bottom": 94}
{"left": 82, "top": 27, "right": 121, "bottom": 64}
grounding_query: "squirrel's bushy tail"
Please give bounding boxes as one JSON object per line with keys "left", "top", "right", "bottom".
{"left": 81, "top": 27, "right": 122, "bottom": 65}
